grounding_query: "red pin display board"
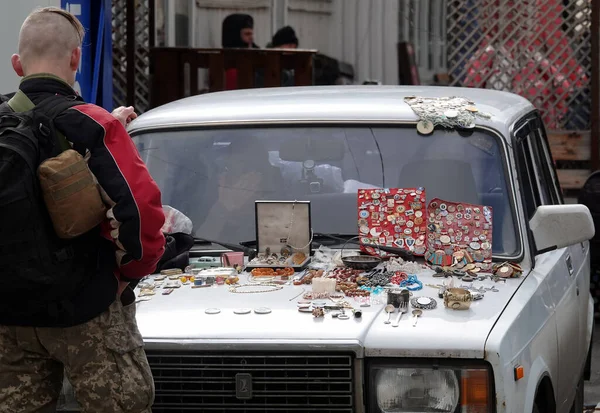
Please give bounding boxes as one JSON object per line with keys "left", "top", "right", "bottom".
{"left": 424, "top": 198, "right": 493, "bottom": 269}
{"left": 357, "top": 187, "right": 427, "bottom": 256}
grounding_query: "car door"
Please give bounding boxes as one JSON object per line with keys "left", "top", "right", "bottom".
{"left": 515, "top": 115, "right": 581, "bottom": 411}
{"left": 532, "top": 120, "right": 590, "bottom": 376}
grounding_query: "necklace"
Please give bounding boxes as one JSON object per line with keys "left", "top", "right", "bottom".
{"left": 229, "top": 283, "right": 283, "bottom": 294}
{"left": 286, "top": 200, "right": 314, "bottom": 251}
{"left": 399, "top": 275, "right": 423, "bottom": 291}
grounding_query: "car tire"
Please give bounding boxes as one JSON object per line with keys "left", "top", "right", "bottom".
{"left": 570, "top": 373, "right": 585, "bottom": 413}
{"left": 532, "top": 403, "right": 540, "bottom": 413}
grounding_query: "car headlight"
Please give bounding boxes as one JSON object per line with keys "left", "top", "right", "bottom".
{"left": 367, "top": 360, "right": 494, "bottom": 413}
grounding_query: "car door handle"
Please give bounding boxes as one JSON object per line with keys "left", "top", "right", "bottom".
{"left": 577, "top": 285, "right": 580, "bottom": 296}
{"left": 566, "top": 254, "right": 574, "bottom": 276}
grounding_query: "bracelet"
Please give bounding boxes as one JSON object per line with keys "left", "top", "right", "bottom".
{"left": 399, "top": 275, "right": 423, "bottom": 291}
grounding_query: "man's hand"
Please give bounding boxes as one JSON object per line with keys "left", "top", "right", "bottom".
{"left": 111, "top": 106, "right": 138, "bottom": 127}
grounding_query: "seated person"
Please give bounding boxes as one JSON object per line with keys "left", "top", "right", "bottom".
{"left": 195, "top": 137, "right": 284, "bottom": 242}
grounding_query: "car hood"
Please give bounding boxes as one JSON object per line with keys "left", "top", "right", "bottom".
{"left": 136, "top": 267, "right": 527, "bottom": 359}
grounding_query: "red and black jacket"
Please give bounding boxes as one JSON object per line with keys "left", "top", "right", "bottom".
{"left": 4, "top": 75, "right": 165, "bottom": 326}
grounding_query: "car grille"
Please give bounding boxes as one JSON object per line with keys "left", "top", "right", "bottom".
{"left": 146, "top": 350, "right": 355, "bottom": 413}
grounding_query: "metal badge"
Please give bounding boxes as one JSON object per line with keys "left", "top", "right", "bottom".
{"left": 469, "top": 242, "right": 481, "bottom": 250}
{"left": 236, "top": 373, "right": 253, "bottom": 400}
{"left": 416, "top": 120, "right": 434, "bottom": 135}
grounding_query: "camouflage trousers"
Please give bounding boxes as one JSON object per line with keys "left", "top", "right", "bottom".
{"left": 0, "top": 290, "right": 154, "bottom": 413}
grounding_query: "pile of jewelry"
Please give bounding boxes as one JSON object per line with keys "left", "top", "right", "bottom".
{"left": 303, "top": 291, "right": 331, "bottom": 300}
{"left": 345, "top": 288, "right": 371, "bottom": 297}
{"left": 297, "top": 269, "right": 324, "bottom": 285}
{"left": 384, "top": 257, "right": 426, "bottom": 274}
{"left": 312, "top": 307, "right": 325, "bottom": 318}
{"left": 492, "top": 262, "right": 523, "bottom": 278}
{"left": 363, "top": 271, "right": 392, "bottom": 287}
{"left": 403, "top": 96, "right": 492, "bottom": 135}
{"left": 431, "top": 265, "right": 491, "bottom": 282}
{"left": 249, "top": 247, "right": 307, "bottom": 267}
{"left": 397, "top": 274, "right": 423, "bottom": 291}
{"left": 251, "top": 267, "right": 294, "bottom": 277}
{"left": 390, "top": 272, "right": 408, "bottom": 285}
{"left": 358, "top": 285, "right": 385, "bottom": 295}
{"left": 337, "top": 281, "right": 358, "bottom": 292}
{"left": 329, "top": 268, "right": 363, "bottom": 283}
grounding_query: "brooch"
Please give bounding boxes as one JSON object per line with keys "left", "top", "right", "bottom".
{"left": 410, "top": 296, "right": 437, "bottom": 310}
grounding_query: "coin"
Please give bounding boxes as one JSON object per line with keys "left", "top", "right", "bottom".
{"left": 254, "top": 307, "right": 272, "bottom": 314}
{"left": 445, "top": 110, "right": 458, "bottom": 118}
{"left": 233, "top": 308, "right": 251, "bottom": 315}
{"left": 416, "top": 120, "right": 434, "bottom": 135}
{"left": 205, "top": 308, "right": 221, "bottom": 315}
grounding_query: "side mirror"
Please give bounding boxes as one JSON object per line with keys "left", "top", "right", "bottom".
{"left": 529, "top": 204, "right": 595, "bottom": 254}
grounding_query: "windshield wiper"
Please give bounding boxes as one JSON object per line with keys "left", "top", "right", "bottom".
{"left": 239, "top": 233, "right": 356, "bottom": 250}
{"left": 313, "top": 232, "right": 414, "bottom": 260}
{"left": 238, "top": 233, "right": 413, "bottom": 260}
{"left": 193, "top": 237, "right": 257, "bottom": 260}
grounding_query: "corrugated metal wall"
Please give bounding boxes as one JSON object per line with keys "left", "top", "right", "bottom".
{"left": 398, "top": 0, "right": 448, "bottom": 83}
{"left": 191, "top": 0, "right": 399, "bottom": 85}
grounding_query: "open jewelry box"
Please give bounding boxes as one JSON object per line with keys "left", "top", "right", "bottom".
{"left": 245, "top": 200, "right": 312, "bottom": 270}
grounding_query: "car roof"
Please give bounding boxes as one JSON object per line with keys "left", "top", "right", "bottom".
{"left": 128, "top": 85, "right": 535, "bottom": 137}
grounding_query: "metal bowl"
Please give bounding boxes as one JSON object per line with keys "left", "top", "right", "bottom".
{"left": 341, "top": 255, "right": 381, "bottom": 271}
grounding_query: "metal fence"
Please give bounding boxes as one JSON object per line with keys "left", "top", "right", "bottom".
{"left": 112, "top": 0, "right": 153, "bottom": 113}
{"left": 447, "top": 0, "right": 592, "bottom": 131}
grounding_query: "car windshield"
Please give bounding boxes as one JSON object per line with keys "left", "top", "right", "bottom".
{"left": 132, "top": 125, "right": 518, "bottom": 256}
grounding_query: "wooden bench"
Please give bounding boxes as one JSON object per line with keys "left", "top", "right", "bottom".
{"left": 150, "top": 47, "right": 317, "bottom": 109}
{"left": 548, "top": 131, "right": 591, "bottom": 193}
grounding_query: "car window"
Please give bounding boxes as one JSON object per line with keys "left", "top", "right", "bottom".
{"left": 133, "top": 125, "right": 519, "bottom": 257}
{"left": 533, "top": 121, "right": 563, "bottom": 204}
{"left": 514, "top": 115, "right": 559, "bottom": 220}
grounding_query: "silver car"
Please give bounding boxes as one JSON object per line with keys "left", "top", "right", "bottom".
{"left": 59, "top": 86, "right": 595, "bottom": 413}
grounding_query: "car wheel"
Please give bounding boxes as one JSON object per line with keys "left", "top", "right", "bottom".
{"left": 570, "top": 373, "right": 584, "bottom": 413}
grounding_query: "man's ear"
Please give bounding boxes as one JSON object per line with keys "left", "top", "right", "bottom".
{"left": 11, "top": 54, "right": 24, "bottom": 77}
{"left": 70, "top": 47, "right": 81, "bottom": 71}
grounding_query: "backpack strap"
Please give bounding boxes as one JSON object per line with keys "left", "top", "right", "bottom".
{"left": 7, "top": 90, "right": 34, "bottom": 112}
{"left": 9, "top": 91, "right": 84, "bottom": 154}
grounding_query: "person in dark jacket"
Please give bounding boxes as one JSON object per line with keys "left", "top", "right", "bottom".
{"left": 222, "top": 13, "right": 259, "bottom": 90}
{"left": 268, "top": 25, "right": 299, "bottom": 49}
{"left": 0, "top": 7, "right": 164, "bottom": 412}
{"left": 266, "top": 26, "right": 300, "bottom": 86}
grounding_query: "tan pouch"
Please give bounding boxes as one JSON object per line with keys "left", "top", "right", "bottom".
{"left": 38, "top": 149, "right": 107, "bottom": 239}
